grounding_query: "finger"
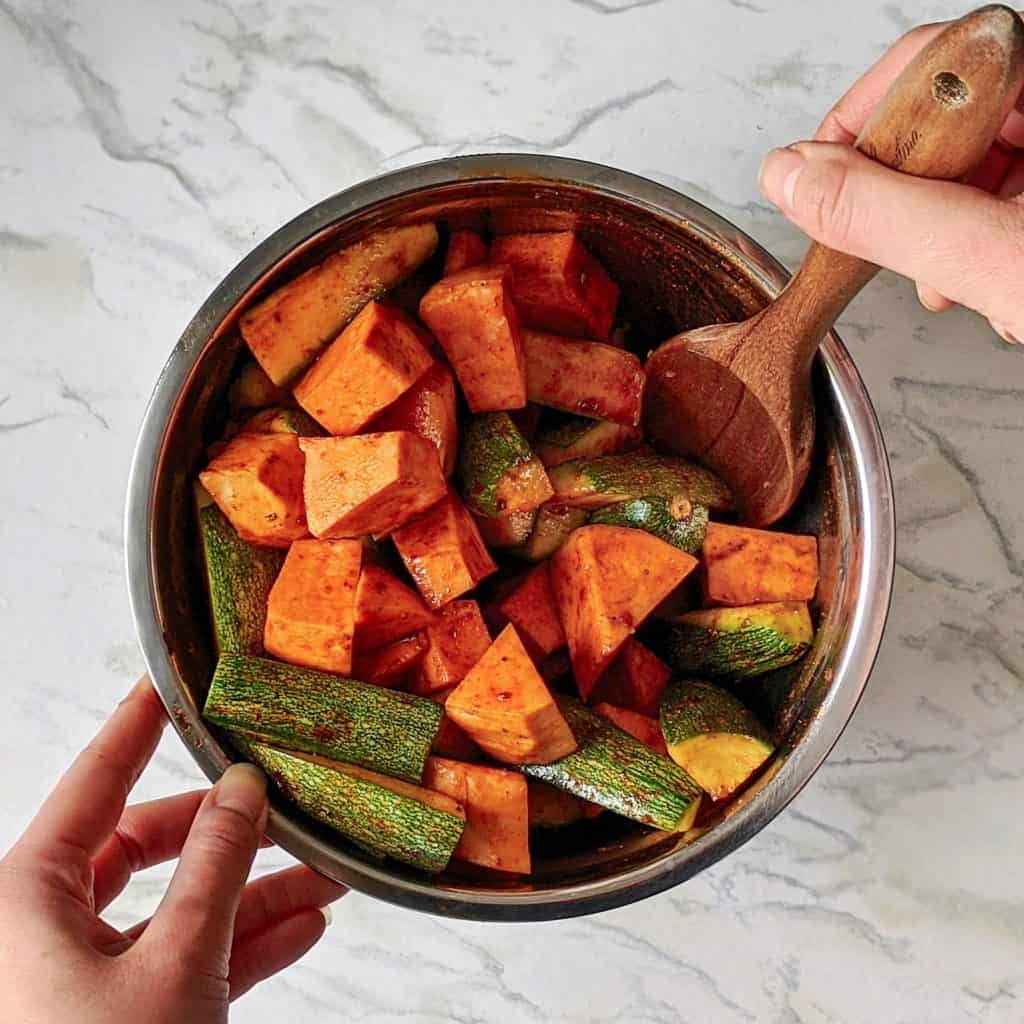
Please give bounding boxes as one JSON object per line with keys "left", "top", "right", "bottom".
{"left": 229, "top": 908, "right": 330, "bottom": 1001}
{"left": 759, "top": 141, "right": 1024, "bottom": 328}
{"left": 13, "top": 678, "right": 166, "bottom": 893}
{"left": 233, "top": 864, "right": 346, "bottom": 942}
{"left": 816, "top": 23, "right": 945, "bottom": 143}
{"left": 91, "top": 790, "right": 207, "bottom": 912}
{"left": 141, "top": 764, "right": 268, "bottom": 965}
{"left": 916, "top": 281, "right": 955, "bottom": 314}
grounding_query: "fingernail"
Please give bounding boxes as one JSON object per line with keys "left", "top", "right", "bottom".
{"left": 214, "top": 763, "right": 268, "bottom": 825}
{"left": 759, "top": 146, "right": 805, "bottom": 210}
{"left": 319, "top": 905, "right": 333, "bottom": 927}
{"left": 992, "top": 321, "right": 1022, "bottom": 346}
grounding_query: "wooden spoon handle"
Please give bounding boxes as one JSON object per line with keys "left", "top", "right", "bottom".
{"left": 770, "top": 4, "right": 1024, "bottom": 371}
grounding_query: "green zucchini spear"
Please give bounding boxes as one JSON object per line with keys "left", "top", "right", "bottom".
{"left": 659, "top": 680, "right": 773, "bottom": 800}
{"left": 549, "top": 452, "right": 734, "bottom": 512}
{"left": 589, "top": 496, "right": 708, "bottom": 554}
{"left": 204, "top": 653, "right": 442, "bottom": 783}
{"left": 663, "top": 602, "right": 813, "bottom": 680}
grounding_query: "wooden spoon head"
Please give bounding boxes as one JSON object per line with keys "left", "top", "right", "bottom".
{"left": 644, "top": 313, "right": 814, "bottom": 525}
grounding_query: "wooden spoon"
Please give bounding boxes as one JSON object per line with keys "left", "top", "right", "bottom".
{"left": 644, "top": 4, "right": 1024, "bottom": 526}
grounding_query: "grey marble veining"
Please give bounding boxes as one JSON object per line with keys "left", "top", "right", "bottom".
{"left": 2, "top": 1, "right": 1021, "bottom": 1021}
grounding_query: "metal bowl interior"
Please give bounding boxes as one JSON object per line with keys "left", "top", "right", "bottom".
{"left": 125, "top": 154, "right": 894, "bottom": 921}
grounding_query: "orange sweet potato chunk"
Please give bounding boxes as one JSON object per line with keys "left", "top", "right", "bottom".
{"left": 489, "top": 231, "right": 619, "bottom": 340}
{"left": 496, "top": 564, "right": 566, "bottom": 661}
{"left": 263, "top": 539, "right": 362, "bottom": 674}
{"left": 370, "top": 362, "right": 459, "bottom": 478}
{"left": 293, "top": 302, "right": 433, "bottom": 436}
{"left": 443, "top": 229, "right": 489, "bottom": 276}
{"left": 445, "top": 625, "right": 577, "bottom": 764}
{"left": 391, "top": 490, "right": 497, "bottom": 609}
{"left": 239, "top": 223, "right": 438, "bottom": 386}
{"left": 522, "top": 329, "right": 644, "bottom": 427}
{"left": 410, "top": 600, "right": 492, "bottom": 695}
{"left": 551, "top": 525, "right": 698, "bottom": 698}
{"left": 428, "top": 689, "right": 483, "bottom": 761}
{"left": 418, "top": 265, "right": 527, "bottom": 412}
{"left": 594, "top": 703, "right": 668, "bottom": 756}
{"left": 702, "top": 522, "right": 819, "bottom": 606}
{"left": 299, "top": 432, "right": 446, "bottom": 539}
{"left": 199, "top": 433, "right": 308, "bottom": 548}
{"left": 589, "top": 638, "right": 670, "bottom": 716}
{"left": 423, "top": 756, "right": 530, "bottom": 873}
{"left": 353, "top": 563, "right": 435, "bottom": 651}
{"left": 351, "top": 632, "right": 428, "bottom": 687}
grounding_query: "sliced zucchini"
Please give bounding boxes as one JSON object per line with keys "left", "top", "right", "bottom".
{"left": 659, "top": 680, "right": 773, "bottom": 800}
{"left": 589, "top": 496, "right": 708, "bottom": 554}
{"left": 534, "top": 416, "right": 642, "bottom": 468}
{"left": 240, "top": 406, "right": 323, "bottom": 436}
{"left": 474, "top": 509, "right": 537, "bottom": 549}
{"left": 519, "top": 502, "right": 588, "bottom": 561}
{"left": 549, "top": 452, "right": 734, "bottom": 512}
{"left": 459, "top": 412, "right": 553, "bottom": 517}
{"left": 240, "top": 740, "right": 465, "bottom": 873}
{"left": 663, "top": 602, "right": 813, "bottom": 679}
{"left": 522, "top": 696, "right": 702, "bottom": 832}
{"left": 204, "top": 652, "right": 442, "bottom": 783}
{"left": 196, "top": 486, "right": 284, "bottom": 655}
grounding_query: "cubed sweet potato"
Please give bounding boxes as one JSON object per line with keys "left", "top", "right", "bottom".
{"left": 522, "top": 329, "right": 644, "bottom": 427}
{"left": 299, "top": 432, "right": 446, "bottom": 539}
{"left": 428, "top": 690, "right": 483, "bottom": 761}
{"left": 423, "top": 756, "right": 530, "bottom": 873}
{"left": 589, "top": 638, "right": 670, "bottom": 716}
{"left": 496, "top": 564, "right": 566, "bottom": 661}
{"left": 293, "top": 301, "right": 434, "bottom": 436}
{"left": 444, "top": 229, "right": 489, "bottom": 276}
{"left": 263, "top": 539, "right": 362, "bottom": 674}
{"left": 240, "top": 223, "right": 438, "bottom": 386}
{"left": 702, "top": 522, "right": 819, "bottom": 606}
{"left": 351, "top": 632, "right": 428, "bottom": 686}
{"left": 551, "top": 525, "right": 698, "bottom": 698}
{"left": 370, "top": 362, "right": 459, "bottom": 477}
{"left": 410, "top": 600, "right": 491, "bottom": 695}
{"left": 353, "top": 563, "right": 435, "bottom": 651}
{"left": 418, "top": 265, "right": 527, "bottom": 412}
{"left": 445, "top": 625, "right": 577, "bottom": 764}
{"left": 391, "top": 490, "right": 497, "bottom": 609}
{"left": 489, "top": 231, "right": 619, "bottom": 340}
{"left": 199, "top": 433, "right": 308, "bottom": 548}
{"left": 594, "top": 703, "right": 668, "bottom": 755}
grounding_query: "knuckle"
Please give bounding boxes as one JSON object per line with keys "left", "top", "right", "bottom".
{"left": 195, "top": 809, "right": 258, "bottom": 860}
{"left": 796, "top": 155, "right": 860, "bottom": 244}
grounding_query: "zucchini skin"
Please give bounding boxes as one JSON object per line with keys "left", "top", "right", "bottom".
{"left": 204, "top": 653, "right": 442, "bottom": 783}
{"left": 522, "top": 697, "right": 702, "bottom": 831}
{"left": 534, "top": 416, "right": 642, "bottom": 468}
{"left": 459, "top": 412, "right": 549, "bottom": 517}
{"left": 589, "top": 497, "right": 708, "bottom": 554}
{"left": 659, "top": 680, "right": 771, "bottom": 747}
{"left": 663, "top": 604, "right": 813, "bottom": 679}
{"left": 197, "top": 497, "right": 284, "bottom": 655}
{"left": 520, "top": 502, "right": 587, "bottom": 561}
{"left": 242, "top": 741, "right": 464, "bottom": 873}
{"left": 549, "top": 452, "right": 734, "bottom": 511}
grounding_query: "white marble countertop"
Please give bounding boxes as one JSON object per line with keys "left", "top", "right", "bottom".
{"left": 2, "top": 1, "right": 1021, "bottom": 1020}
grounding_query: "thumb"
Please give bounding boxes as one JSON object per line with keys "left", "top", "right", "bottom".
{"left": 759, "top": 140, "right": 1024, "bottom": 336}
{"left": 141, "top": 764, "right": 268, "bottom": 970}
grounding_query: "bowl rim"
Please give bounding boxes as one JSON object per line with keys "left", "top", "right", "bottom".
{"left": 125, "top": 153, "right": 895, "bottom": 921}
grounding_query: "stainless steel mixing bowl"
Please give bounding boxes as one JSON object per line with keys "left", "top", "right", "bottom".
{"left": 125, "top": 154, "right": 895, "bottom": 921}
